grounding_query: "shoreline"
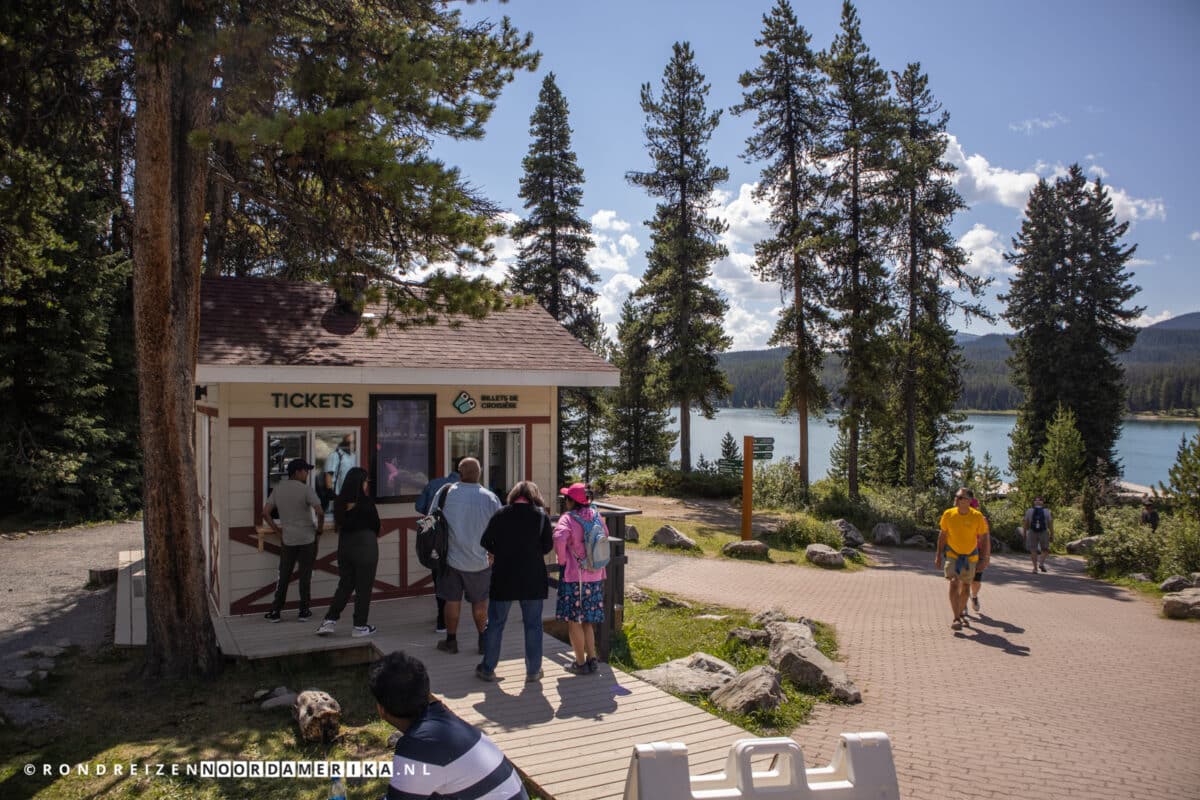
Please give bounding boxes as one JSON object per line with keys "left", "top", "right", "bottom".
{"left": 722, "top": 407, "right": 1197, "bottom": 424}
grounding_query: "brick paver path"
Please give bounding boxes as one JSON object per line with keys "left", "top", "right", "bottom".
{"left": 634, "top": 546, "right": 1200, "bottom": 800}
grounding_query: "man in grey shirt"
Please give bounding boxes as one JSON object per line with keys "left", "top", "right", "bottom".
{"left": 435, "top": 457, "right": 501, "bottom": 654}
{"left": 262, "top": 458, "right": 325, "bottom": 621}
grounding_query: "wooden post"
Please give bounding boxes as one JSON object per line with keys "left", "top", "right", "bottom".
{"left": 742, "top": 436, "right": 754, "bottom": 540}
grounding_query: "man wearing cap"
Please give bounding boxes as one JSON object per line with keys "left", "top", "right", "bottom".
{"left": 435, "top": 457, "right": 501, "bottom": 655}
{"left": 1021, "top": 496, "right": 1054, "bottom": 573}
{"left": 261, "top": 458, "right": 325, "bottom": 622}
{"left": 936, "top": 487, "right": 988, "bottom": 631}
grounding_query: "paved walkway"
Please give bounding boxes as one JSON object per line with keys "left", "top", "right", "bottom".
{"left": 635, "top": 546, "right": 1200, "bottom": 800}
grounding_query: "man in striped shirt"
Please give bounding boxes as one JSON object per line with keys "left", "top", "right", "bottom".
{"left": 370, "top": 650, "right": 528, "bottom": 800}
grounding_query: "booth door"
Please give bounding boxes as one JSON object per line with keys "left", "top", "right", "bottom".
{"left": 447, "top": 427, "right": 524, "bottom": 496}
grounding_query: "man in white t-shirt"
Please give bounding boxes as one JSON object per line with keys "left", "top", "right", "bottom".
{"left": 324, "top": 433, "right": 358, "bottom": 496}
{"left": 262, "top": 458, "right": 324, "bottom": 621}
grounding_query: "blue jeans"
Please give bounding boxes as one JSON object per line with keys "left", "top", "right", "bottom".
{"left": 480, "top": 598, "right": 543, "bottom": 676}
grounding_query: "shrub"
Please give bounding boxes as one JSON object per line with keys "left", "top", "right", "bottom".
{"left": 1161, "top": 516, "right": 1200, "bottom": 578}
{"left": 753, "top": 460, "right": 810, "bottom": 510}
{"left": 766, "top": 514, "right": 843, "bottom": 551}
{"left": 599, "top": 467, "right": 740, "bottom": 499}
{"left": 1087, "top": 507, "right": 1162, "bottom": 578}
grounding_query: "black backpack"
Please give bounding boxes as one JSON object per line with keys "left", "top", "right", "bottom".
{"left": 416, "top": 483, "right": 453, "bottom": 574}
{"left": 1030, "top": 506, "right": 1047, "bottom": 533}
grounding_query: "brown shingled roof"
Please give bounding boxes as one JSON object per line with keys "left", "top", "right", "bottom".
{"left": 199, "top": 276, "right": 616, "bottom": 374}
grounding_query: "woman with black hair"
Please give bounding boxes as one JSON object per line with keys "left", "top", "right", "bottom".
{"left": 316, "top": 466, "right": 380, "bottom": 637}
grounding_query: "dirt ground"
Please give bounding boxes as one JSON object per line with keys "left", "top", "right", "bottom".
{"left": 600, "top": 492, "right": 792, "bottom": 533}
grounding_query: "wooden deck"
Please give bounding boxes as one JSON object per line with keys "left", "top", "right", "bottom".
{"left": 115, "top": 549, "right": 759, "bottom": 798}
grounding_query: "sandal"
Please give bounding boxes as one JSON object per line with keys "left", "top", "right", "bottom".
{"left": 951, "top": 619, "right": 963, "bottom": 631}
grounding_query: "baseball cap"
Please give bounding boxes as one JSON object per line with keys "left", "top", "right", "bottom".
{"left": 287, "top": 458, "right": 315, "bottom": 475}
{"left": 559, "top": 483, "right": 589, "bottom": 504}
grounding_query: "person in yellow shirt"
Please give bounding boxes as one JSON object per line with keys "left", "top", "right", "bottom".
{"left": 936, "top": 487, "right": 989, "bottom": 631}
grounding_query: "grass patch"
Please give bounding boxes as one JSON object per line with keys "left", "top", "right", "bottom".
{"left": 628, "top": 514, "right": 866, "bottom": 571}
{"left": 609, "top": 590, "right": 843, "bottom": 736}
{"left": 0, "top": 646, "right": 395, "bottom": 799}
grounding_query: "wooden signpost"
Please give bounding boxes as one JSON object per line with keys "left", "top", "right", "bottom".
{"left": 740, "top": 436, "right": 775, "bottom": 540}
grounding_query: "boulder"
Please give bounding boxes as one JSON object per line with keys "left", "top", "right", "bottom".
{"left": 722, "top": 540, "right": 770, "bottom": 560}
{"left": 768, "top": 636, "right": 861, "bottom": 703}
{"left": 710, "top": 666, "right": 784, "bottom": 715}
{"left": 293, "top": 690, "right": 341, "bottom": 742}
{"left": 765, "top": 620, "right": 816, "bottom": 649}
{"left": 751, "top": 608, "right": 789, "bottom": 627}
{"left": 902, "top": 535, "right": 929, "bottom": 549}
{"left": 805, "top": 543, "right": 845, "bottom": 568}
{"left": 695, "top": 614, "right": 729, "bottom": 621}
{"left": 625, "top": 525, "right": 640, "bottom": 543}
{"left": 633, "top": 652, "right": 737, "bottom": 696}
{"left": 1066, "top": 536, "right": 1103, "bottom": 555}
{"left": 726, "top": 627, "right": 772, "bottom": 647}
{"left": 1160, "top": 575, "right": 1193, "bottom": 593}
{"left": 840, "top": 547, "right": 861, "bottom": 562}
{"left": 651, "top": 525, "right": 700, "bottom": 551}
{"left": 657, "top": 596, "right": 692, "bottom": 610}
{"left": 1128, "top": 573, "right": 1153, "bottom": 583}
{"left": 626, "top": 585, "right": 650, "bottom": 603}
{"left": 872, "top": 523, "right": 902, "bottom": 546}
{"left": 1163, "top": 588, "right": 1200, "bottom": 620}
{"left": 832, "top": 519, "right": 864, "bottom": 548}
{"left": 261, "top": 692, "right": 298, "bottom": 710}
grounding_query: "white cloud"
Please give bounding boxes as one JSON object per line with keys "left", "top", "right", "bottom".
{"left": 1008, "top": 112, "right": 1069, "bottom": 135}
{"left": 720, "top": 182, "right": 772, "bottom": 245}
{"left": 944, "top": 134, "right": 1040, "bottom": 209}
{"left": 618, "top": 233, "right": 639, "bottom": 255}
{"left": 591, "top": 209, "right": 630, "bottom": 232}
{"left": 596, "top": 272, "right": 642, "bottom": 338}
{"left": 722, "top": 304, "right": 777, "bottom": 351}
{"left": 1189, "top": 231, "right": 1200, "bottom": 242}
{"left": 1134, "top": 310, "right": 1173, "bottom": 327}
{"left": 1107, "top": 186, "right": 1166, "bottom": 224}
{"left": 1086, "top": 164, "right": 1109, "bottom": 179}
{"left": 1128, "top": 258, "right": 1154, "bottom": 267}
{"left": 958, "top": 223, "right": 1013, "bottom": 277}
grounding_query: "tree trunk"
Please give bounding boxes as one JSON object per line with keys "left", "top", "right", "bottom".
{"left": 133, "top": 0, "right": 221, "bottom": 678}
{"left": 793, "top": 270, "right": 809, "bottom": 491}
{"left": 679, "top": 394, "right": 692, "bottom": 472}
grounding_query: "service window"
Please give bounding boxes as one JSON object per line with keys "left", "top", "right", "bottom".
{"left": 446, "top": 426, "right": 523, "bottom": 498}
{"left": 370, "top": 395, "right": 435, "bottom": 502}
{"left": 265, "top": 427, "right": 359, "bottom": 511}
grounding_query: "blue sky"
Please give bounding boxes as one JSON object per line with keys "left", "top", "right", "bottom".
{"left": 433, "top": 0, "right": 1200, "bottom": 350}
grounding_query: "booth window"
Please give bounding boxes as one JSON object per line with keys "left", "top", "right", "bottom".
{"left": 265, "top": 428, "right": 360, "bottom": 509}
{"left": 370, "top": 394, "right": 435, "bottom": 502}
{"left": 446, "top": 426, "right": 523, "bottom": 498}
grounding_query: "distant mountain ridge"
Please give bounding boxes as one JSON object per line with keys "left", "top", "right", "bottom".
{"left": 719, "top": 312, "right": 1200, "bottom": 413}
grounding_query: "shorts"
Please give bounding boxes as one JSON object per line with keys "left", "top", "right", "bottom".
{"left": 555, "top": 579, "right": 605, "bottom": 624}
{"left": 436, "top": 566, "right": 491, "bottom": 604}
{"left": 1025, "top": 529, "right": 1050, "bottom": 553}
{"left": 944, "top": 558, "right": 976, "bottom": 584}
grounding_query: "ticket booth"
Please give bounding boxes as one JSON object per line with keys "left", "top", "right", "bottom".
{"left": 194, "top": 277, "right": 618, "bottom": 617}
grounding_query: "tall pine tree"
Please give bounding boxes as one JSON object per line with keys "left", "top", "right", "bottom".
{"left": 815, "top": 1, "right": 897, "bottom": 499}
{"left": 733, "top": 0, "right": 830, "bottom": 491}
{"left": 603, "top": 298, "right": 677, "bottom": 471}
{"left": 1002, "top": 165, "right": 1141, "bottom": 477}
{"left": 627, "top": 42, "right": 731, "bottom": 472}
{"left": 507, "top": 73, "right": 602, "bottom": 484}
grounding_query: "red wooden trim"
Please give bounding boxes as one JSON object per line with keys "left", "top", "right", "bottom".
{"left": 197, "top": 405, "right": 219, "bottom": 418}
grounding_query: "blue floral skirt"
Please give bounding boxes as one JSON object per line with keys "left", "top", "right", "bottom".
{"left": 556, "top": 579, "right": 605, "bottom": 624}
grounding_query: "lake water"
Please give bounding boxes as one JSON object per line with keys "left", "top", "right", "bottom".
{"left": 669, "top": 408, "right": 1198, "bottom": 487}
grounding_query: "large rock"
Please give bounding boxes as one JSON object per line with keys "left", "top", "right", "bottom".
{"left": 1066, "top": 535, "right": 1103, "bottom": 555}
{"left": 1163, "top": 588, "right": 1200, "bottom": 620}
{"left": 624, "top": 525, "right": 640, "bottom": 543}
{"left": 722, "top": 540, "right": 770, "bottom": 560}
{"left": 1128, "top": 573, "right": 1152, "bottom": 583}
{"left": 768, "top": 633, "right": 861, "bottom": 704}
{"left": 633, "top": 652, "right": 737, "bottom": 696}
{"left": 766, "top": 620, "right": 816, "bottom": 649}
{"left": 872, "top": 523, "right": 902, "bottom": 546}
{"left": 626, "top": 585, "right": 650, "bottom": 603}
{"left": 651, "top": 525, "right": 700, "bottom": 551}
{"left": 1160, "top": 575, "right": 1193, "bottom": 593}
{"left": 840, "top": 547, "right": 862, "bottom": 562}
{"left": 657, "top": 596, "right": 692, "bottom": 610}
{"left": 293, "top": 690, "right": 341, "bottom": 742}
{"left": 832, "top": 519, "right": 864, "bottom": 548}
{"left": 752, "top": 608, "right": 789, "bottom": 627}
{"left": 902, "top": 535, "right": 930, "bottom": 549}
{"left": 710, "top": 666, "right": 784, "bottom": 715}
{"left": 805, "top": 543, "right": 845, "bottom": 568}
{"left": 726, "top": 627, "right": 772, "bottom": 647}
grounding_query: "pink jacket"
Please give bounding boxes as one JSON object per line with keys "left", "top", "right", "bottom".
{"left": 553, "top": 507, "right": 608, "bottom": 584}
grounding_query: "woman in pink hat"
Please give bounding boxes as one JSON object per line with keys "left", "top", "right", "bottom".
{"left": 553, "top": 482, "right": 608, "bottom": 674}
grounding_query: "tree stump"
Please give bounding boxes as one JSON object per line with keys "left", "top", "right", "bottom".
{"left": 293, "top": 690, "right": 341, "bottom": 743}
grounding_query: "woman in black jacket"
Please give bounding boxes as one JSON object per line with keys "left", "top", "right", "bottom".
{"left": 475, "top": 481, "right": 554, "bottom": 683}
{"left": 316, "top": 467, "right": 380, "bottom": 638}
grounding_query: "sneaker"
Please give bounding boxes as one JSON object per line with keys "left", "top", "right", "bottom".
{"left": 525, "top": 670, "right": 544, "bottom": 683}
{"left": 1039, "top": 563, "right": 1047, "bottom": 572}
{"left": 436, "top": 638, "right": 459, "bottom": 654}
{"left": 475, "top": 665, "right": 496, "bottom": 682}
{"left": 951, "top": 619, "right": 963, "bottom": 631}
{"left": 264, "top": 610, "right": 281, "bottom": 622}
{"left": 585, "top": 657, "right": 598, "bottom": 674}
{"left": 434, "top": 625, "right": 447, "bottom": 634}
{"left": 566, "top": 661, "right": 589, "bottom": 675}
{"left": 352, "top": 625, "right": 377, "bottom": 638}
{"left": 298, "top": 609, "right": 313, "bottom": 621}
{"left": 316, "top": 619, "right": 337, "bottom": 636}
{"left": 971, "top": 596, "right": 980, "bottom": 612}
